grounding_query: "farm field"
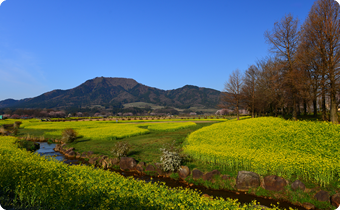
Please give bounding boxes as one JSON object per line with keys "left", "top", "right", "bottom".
{"left": 183, "top": 117, "right": 340, "bottom": 209}
{"left": 0, "top": 136, "right": 273, "bottom": 210}
{"left": 1, "top": 116, "right": 339, "bottom": 209}
{"left": 16, "top": 120, "right": 219, "bottom": 164}
{"left": 21, "top": 121, "right": 197, "bottom": 141}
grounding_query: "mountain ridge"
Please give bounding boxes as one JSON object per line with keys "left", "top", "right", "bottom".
{"left": 0, "top": 77, "right": 221, "bottom": 109}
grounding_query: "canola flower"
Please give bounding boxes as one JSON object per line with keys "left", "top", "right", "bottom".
{"left": 22, "top": 121, "right": 197, "bottom": 140}
{"left": 183, "top": 117, "right": 340, "bottom": 187}
{"left": 142, "top": 122, "right": 197, "bottom": 131}
{"left": 0, "top": 136, "right": 291, "bottom": 209}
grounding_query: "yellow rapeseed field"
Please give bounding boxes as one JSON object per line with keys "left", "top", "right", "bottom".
{"left": 143, "top": 122, "right": 197, "bottom": 131}
{"left": 0, "top": 136, "right": 290, "bottom": 209}
{"left": 183, "top": 117, "right": 340, "bottom": 187}
{"left": 22, "top": 121, "right": 197, "bottom": 140}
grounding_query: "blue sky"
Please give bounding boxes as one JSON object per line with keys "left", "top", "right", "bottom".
{"left": 0, "top": 0, "right": 317, "bottom": 101}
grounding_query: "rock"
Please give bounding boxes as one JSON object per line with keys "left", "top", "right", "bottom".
{"left": 263, "top": 175, "right": 287, "bottom": 192}
{"left": 202, "top": 170, "right": 221, "bottom": 181}
{"left": 236, "top": 171, "right": 260, "bottom": 191}
{"left": 154, "top": 163, "right": 165, "bottom": 175}
{"left": 291, "top": 180, "right": 306, "bottom": 192}
{"left": 54, "top": 144, "right": 61, "bottom": 152}
{"left": 106, "top": 158, "right": 114, "bottom": 167}
{"left": 154, "top": 162, "right": 162, "bottom": 170}
{"left": 81, "top": 154, "right": 87, "bottom": 159}
{"left": 89, "top": 157, "right": 98, "bottom": 165}
{"left": 314, "top": 190, "right": 330, "bottom": 203}
{"left": 61, "top": 143, "right": 66, "bottom": 148}
{"left": 178, "top": 166, "right": 190, "bottom": 179}
{"left": 202, "top": 172, "right": 213, "bottom": 181}
{"left": 302, "top": 203, "right": 315, "bottom": 210}
{"left": 111, "top": 158, "right": 119, "bottom": 165}
{"left": 120, "top": 157, "right": 137, "bottom": 170}
{"left": 138, "top": 162, "right": 146, "bottom": 168}
{"left": 100, "top": 155, "right": 108, "bottom": 159}
{"left": 101, "top": 161, "right": 107, "bottom": 169}
{"left": 65, "top": 151, "right": 75, "bottom": 158}
{"left": 86, "top": 151, "right": 94, "bottom": 158}
{"left": 331, "top": 193, "right": 340, "bottom": 208}
{"left": 76, "top": 152, "right": 81, "bottom": 159}
{"left": 221, "top": 174, "right": 231, "bottom": 180}
{"left": 211, "top": 170, "right": 221, "bottom": 176}
{"left": 145, "top": 164, "right": 155, "bottom": 171}
{"left": 136, "top": 164, "right": 144, "bottom": 172}
{"left": 98, "top": 156, "right": 108, "bottom": 166}
{"left": 65, "top": 147, "right": 75, "bottom": 153}
{"left": 192, "top": 169, "right": 203, "bottom": 180}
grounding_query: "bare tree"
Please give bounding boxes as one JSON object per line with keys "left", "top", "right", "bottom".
{"left": 219, "top": 69, "right": 244, "bottom": 120}
{"left": 264, "top": 14, "right": 300, "bottom": 120}
{"left": 255, "top": 57, "right": 285, "bottom": 117}
{"left": 242, "top": 65, "right": 259, "bottom": 118}
{"left": 301, "top": 0, "right": 340, "bottom": 123}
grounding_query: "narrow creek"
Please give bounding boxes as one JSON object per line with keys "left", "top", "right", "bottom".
{"left": 35, "top": 142, "right": 308, "bottom": 210}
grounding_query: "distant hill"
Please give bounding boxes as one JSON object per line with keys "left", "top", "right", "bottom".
{"left": 0, "top": 77, "right": 221, "bottom": 110}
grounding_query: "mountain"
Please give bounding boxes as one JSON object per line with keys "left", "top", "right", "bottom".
{"left": 0, "top": 77, "right": 221, "bottom": 109}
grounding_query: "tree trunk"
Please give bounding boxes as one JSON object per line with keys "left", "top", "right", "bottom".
{"left": 236, "top": 100, "right": 239, "bottom": 120}
{"left": 322, "top": 92, "right": 327, "bottom": 121}
{"left": 313, "top": 99, "right": 317, "bottom": 117}
{"left": 251, "top": 103, "right": 254, "bottom": 118}
{"left": 292, "top": 98, "right": 297, "bottom": 121}
{"left": 303, "top": 99, "right": 307, "bottom": 116}
{"left": 330, "top": 88, "right": 338, "bottom": 124}
{"left": 274, "top": 104, "right": 278, "bottom": 117}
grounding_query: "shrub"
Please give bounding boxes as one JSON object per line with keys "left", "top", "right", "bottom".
{"left": 111, "top": 141, "right": 131, "bottom": 158}
{"left": 14, "top": 139, "right": 40, "bottom": 151}
{"left": 160, "top": 140, "right": 182, "bottom": 172}
{"left": 61, "top": 128, "right": 78, "bottom": 143}
{"left": 13, "top": 121, "right": 22, "bottom": 129}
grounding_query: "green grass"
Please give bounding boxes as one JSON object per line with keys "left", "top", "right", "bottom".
{"left": 64, "top": 122, "right": 220, "bottom": 163}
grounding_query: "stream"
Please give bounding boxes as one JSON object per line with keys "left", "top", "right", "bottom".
{"left": 34, "top": 142, "right": 308, "bottom": 210}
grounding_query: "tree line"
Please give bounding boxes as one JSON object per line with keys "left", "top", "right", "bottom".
{"left": 219, "top": 0, "right": 340, "bottom": 123}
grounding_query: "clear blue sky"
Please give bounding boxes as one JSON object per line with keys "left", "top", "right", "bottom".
{"left": 0, "top": 0, "right": 317, "bottom": 101}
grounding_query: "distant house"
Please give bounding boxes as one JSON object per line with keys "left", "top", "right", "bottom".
{"left": 123, "top": 112, "right": 133, "bottom": 116}
{"left": 215, "top": 109, "right": 230, "bottom": 115}
{"left": 10, "top": 114, "right": 20, "bottom": 119}
{"left": 189, "top": 112, "right": 197, "bottom": 115}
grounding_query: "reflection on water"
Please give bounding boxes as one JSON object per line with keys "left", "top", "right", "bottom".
{"left": 34, "top": 142, "right": 81, "bottom": 165}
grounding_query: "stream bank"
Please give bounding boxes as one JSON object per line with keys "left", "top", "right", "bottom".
{"left": 34, "top": 141, "right": 309, "bottom": 210}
